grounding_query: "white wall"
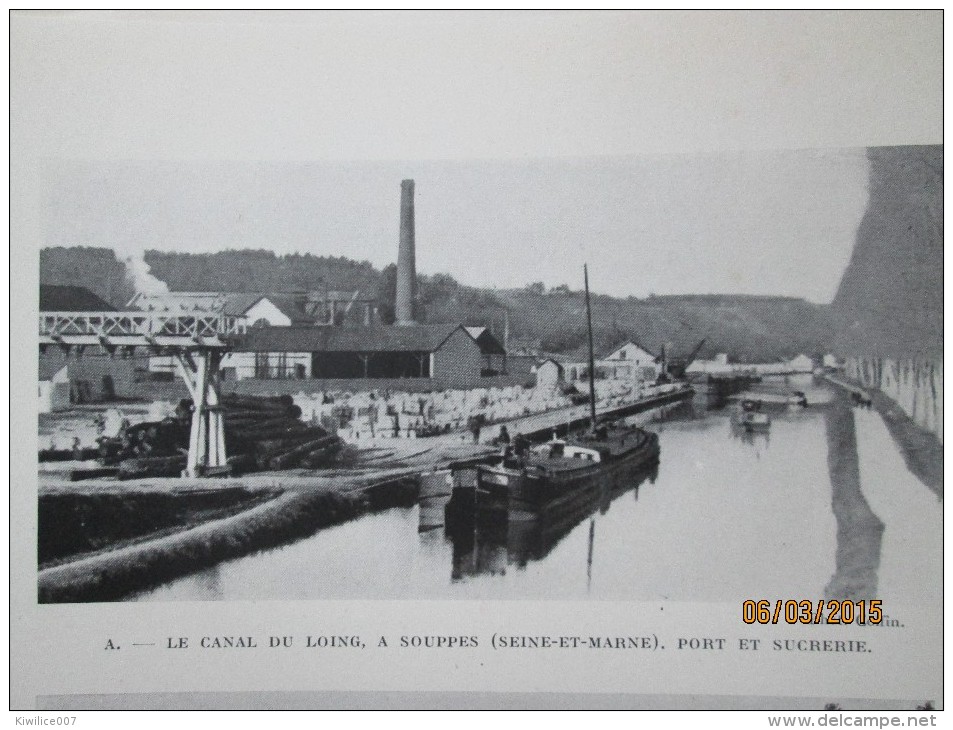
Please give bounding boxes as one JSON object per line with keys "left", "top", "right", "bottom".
{"left": 604, "top": 342, "right": 656, "bottom": 367}
{"left": 245, "top": 298, "right": 292, "bottom": 327}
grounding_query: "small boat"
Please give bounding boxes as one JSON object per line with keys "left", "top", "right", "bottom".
{"left": 739, "top": 411, "right": 771, "bottom": 431}
{"left": 475, "top": 264, "right": 660, "bottom": 514}
{"left": 735, "top": 399, "right": 771, "bottom": 431}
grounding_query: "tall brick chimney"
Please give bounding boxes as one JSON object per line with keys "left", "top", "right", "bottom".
{"left": 395, "top": 179, "right": 416, "bottom": 325}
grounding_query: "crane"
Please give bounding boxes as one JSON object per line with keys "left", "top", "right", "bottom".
{"left": 657, "top": 338, "right": 707, "bottom": 382}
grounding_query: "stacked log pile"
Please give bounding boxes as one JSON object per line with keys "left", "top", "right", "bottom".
{"left": 91, "top": 394, "right": 342, "bottom": 479}
{"left": 221, "top": 395, "right": 342, "bottom": 473}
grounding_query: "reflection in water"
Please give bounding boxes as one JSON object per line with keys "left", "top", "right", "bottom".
{"left": 586, "top": 519, "right": 595, "bottom": 591}
{"left": 192, "top": 565, "right": 224, "bottom": 600}
{"left": 731, "top": 421, "right": 771, "bottom": 452}
{"left": 852, "top": 407, "right": 943, "bottom": 606}
{"left": 443, "top": 466, "right": 657, "bottom": 587}
{"left": 129, "top": 379, "right": 941, "bottom": 603}
{"left": 823, "top": 392, "right": 884, "bottom": 600}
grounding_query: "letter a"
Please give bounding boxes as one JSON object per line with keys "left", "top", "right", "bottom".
{"left": 104, "top": 639, "right": 119, "bottom": 650}
{"left": 378, "top": 637, "right": 388, "bottom": 648}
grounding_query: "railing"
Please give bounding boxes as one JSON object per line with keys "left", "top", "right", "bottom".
{"left": 39, "top": 311, "right": 247, "bottom": 338}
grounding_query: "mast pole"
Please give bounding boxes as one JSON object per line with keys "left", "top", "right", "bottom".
{"left": 584, "top": 264, "right": 597, "bottom": 432}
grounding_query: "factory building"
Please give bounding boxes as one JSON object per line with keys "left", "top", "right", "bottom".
{"left": 221, "top": 179, "right": 511, "bottom": 390}
{"left": 131, "top": 290, "right": 377, "bottom": 375}
{"left": 233, "top": 323, "right": 495, "bottom": 388}
{"left": 119, "top": 179, "right": 512, "bottom": 393}
{"left": 38, "top": 285, "right": 137, "bottom": 403}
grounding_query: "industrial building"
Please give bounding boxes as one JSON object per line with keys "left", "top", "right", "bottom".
{"left": 563, "top": 339, "right": 660, "bottom": 384}
{"left": 232, "top": 323, "right": 500, "bottom": 389}
{"left": 38, "top": 285, "right": 136, "bottom": 408}
{"left": 40, "top": 179, "right": 519, "bottom": 398}
{"left": 135, "top": 290, "right": 376, "bottom": 376}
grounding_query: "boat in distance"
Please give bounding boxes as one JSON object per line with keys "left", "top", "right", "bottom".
{"left": 734, "top": 399, "right": 772, "bottom": 432}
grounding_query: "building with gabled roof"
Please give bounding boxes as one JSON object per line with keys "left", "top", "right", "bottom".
{"left": 464, "top": 327, "right": 508, "bottom": 375}
{"left": 230, "top": 323, "right": 486, "bottom": 387}
{"left": 129, "top": 290, "right": 376, "bottom": 327}
{"left": 562, "top": 339, "right": 661, "bottom": 384}
{"left": 600, "top": 339, "right": 658, "bottom": 367}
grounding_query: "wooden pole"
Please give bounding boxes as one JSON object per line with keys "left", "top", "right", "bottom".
{"left": 584, "top": 264, "right": 597, "bottom": 432}
{"left": 206, "top": 352, "right": 226, "bottom": 467}
{"left": 185, "top": 352, "right": 209, "bottom": 477}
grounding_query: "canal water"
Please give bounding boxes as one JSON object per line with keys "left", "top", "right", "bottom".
{"left": 132, "top": 378, "right": 941, "bottom": 603}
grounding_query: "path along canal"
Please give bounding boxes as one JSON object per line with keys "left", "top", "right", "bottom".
{"left": 132, "top": 378, "right": 941, "bottom": 603}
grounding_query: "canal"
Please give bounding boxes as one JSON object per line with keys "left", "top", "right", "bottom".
{"left": 131, "top": 378, "right": 941, "bottom": 603}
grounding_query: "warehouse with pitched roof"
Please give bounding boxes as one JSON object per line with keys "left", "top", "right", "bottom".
{"left": 231, "top": 323, "right": 488, "bottom": 388}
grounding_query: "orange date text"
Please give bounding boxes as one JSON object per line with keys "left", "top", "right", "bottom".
{"left": 741, "top": 599, "right": 882, "bottom": 625}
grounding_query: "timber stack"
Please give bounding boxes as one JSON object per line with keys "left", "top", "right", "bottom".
{"left": 95, "top": 394, "right": 343, "bottom": 479}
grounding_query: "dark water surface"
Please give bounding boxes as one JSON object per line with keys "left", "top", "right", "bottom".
{"left": 132, "top": 379, "right": 940, "bottom": 602}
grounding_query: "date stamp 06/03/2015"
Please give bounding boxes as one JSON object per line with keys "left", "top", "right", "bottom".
{"left": 742, "top": 600, "right": 885, "bottom": 626}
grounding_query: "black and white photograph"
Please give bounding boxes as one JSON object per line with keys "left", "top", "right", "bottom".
{"left": 11, "top": 9, "right": 943, "bottom": 715}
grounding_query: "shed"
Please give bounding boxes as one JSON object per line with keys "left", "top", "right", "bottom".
{"left": 38, "top": 363, "right": 70, "bottom": 414}
{"left": 535, "top": 358, "right": 565, "bottom": 390}
{"left": 464, "top": 326, "right": 508, "bottom": 375}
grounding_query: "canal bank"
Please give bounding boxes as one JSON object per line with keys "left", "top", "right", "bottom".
{"left": 38, "top": 472, "right": 426, "bottom": 603}
{"left": 38, "top": 388, "right": 692, "bottom": 602}
{"left": 824, "top": 374, "right": 942, "bottom": 497}
{"left": 125, "top": 377, "right": 942, "bottom": 603}
{"left": 37, "top": 436, "right": 497, "bottom": 602}
{"left": 476, "top": 384, "right": 693, "bottom": 443}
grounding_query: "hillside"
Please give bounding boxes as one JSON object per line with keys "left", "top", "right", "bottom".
{"left": 145, "top": 250, "right": 382, "bottom": 297}
{"left": 424, "top": 287, "right": 833, "bottom": 363}
{"left": 831, "top": 145, "right": 942, "bottom": 358}
{"left": 40, "top": 247, "right": 834, "bottom": 363}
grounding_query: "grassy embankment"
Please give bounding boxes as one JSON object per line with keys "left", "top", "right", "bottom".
{"left": 38, "top": 476, "right": 418, "bottom": 603}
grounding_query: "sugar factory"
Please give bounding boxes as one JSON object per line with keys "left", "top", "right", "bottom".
{"left": 35, "top": 148, "right": 943, "bottom": 618}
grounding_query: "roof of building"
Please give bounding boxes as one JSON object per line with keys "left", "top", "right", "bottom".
{"left": 40, "top": 285, "right": 117, "bottom": 312}
{"left": 536, "top": 357, "right": 565, "bottom": 370}
{"left": 220, "top": 293, "right": 269, "bottom": 317}
{"left": 536, "top": 352, "right": 575, "bottom": 364}
{"left": 465, "top": 326, "right": 507, "bottom": 355}
{"left": 38, "top": 358, "right": 69, "bottom": 381}
{"left": 600, "top": 339, "right": 658, "bottom": 359}
{"left": 229, "top": 293, "right": 316, "bottom": 324}
{"left": 236, "top": 324, "right": 471, "bottom": 353}
{"left": 130, "top": 291, "right": 316, "bottom": 323}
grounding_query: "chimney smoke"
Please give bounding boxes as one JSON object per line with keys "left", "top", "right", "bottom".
{"left": 395, "top": 179, "right": 416, "bottom": 325}
{"left": 124, "top": 253, "right": 169, "bottom": 297}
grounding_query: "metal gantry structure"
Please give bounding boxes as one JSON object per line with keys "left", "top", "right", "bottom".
{"left": 39, "top": 311, "right": 246, "bottom": 477}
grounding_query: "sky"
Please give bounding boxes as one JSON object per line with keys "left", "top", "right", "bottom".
{"left": 14, "top": 11, "right": 941, "bottom": 303}
{"left": 43, "top": 150, "right": 871, "bottom": 302}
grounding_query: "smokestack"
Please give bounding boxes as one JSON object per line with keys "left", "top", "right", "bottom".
{"left": 395, "top": 179, "right": 416, "bottom": 325}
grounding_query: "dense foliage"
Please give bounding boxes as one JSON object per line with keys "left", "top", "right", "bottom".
{"left": 41, "top": 247, "right": 835, "bottom": 362}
